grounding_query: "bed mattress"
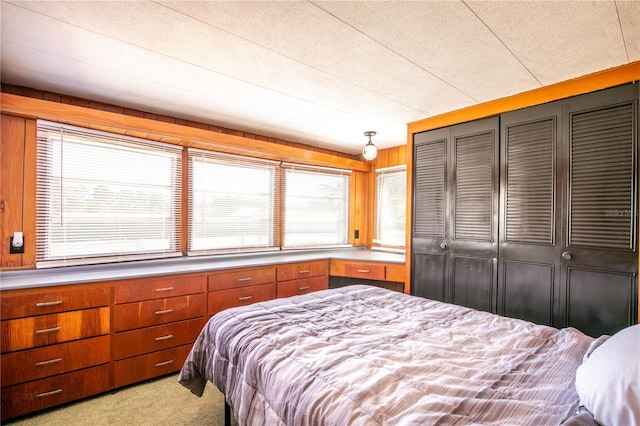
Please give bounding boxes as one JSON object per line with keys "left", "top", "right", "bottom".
{"left": 179, "top": 285, "right": 593, "bottom": 425}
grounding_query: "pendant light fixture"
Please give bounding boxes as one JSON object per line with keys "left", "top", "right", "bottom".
{"left": 362, "top": 131, "right": 378, "bottom": 161}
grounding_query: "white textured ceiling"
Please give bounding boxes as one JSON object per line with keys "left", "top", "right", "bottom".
{"left": 1, "top": 1, "right": 638, "bottom": 155}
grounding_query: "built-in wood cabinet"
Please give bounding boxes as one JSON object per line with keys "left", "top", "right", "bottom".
{"left": 0, "top": 257, "right": 396, "bottom": 420}
{"left": 0, "top": 284, "right": 111, "bottom": 420}
{"left": 276, "top": 260, "right": 328, "bottom": 298}
{"left": 112, "top": 275, "right": 207, "bottom": 388}
{"left": 208, "top": 266, "right": 277, "bottom": 315}
{"left": 329, "top": 260, "right": 406, "bottom": 293}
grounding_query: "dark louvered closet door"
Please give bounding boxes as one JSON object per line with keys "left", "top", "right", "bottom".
{"left": 412, "top": 127, "right": 449, "bottom": 302}
{"left": 560, "top": 84, "right": 638, "bottom": 337}
{"left": 498, "top": 101, "right": 563, "bottom": 326}
{"left": 412, "top": 117, "right": 499, "bottom": 312}
{"left": 448, "top": 118, "right": 499, "bottom": 312}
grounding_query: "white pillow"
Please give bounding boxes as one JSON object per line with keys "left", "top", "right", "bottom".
{"left": 575, "top": 324, "right": 640, "bottom": 426}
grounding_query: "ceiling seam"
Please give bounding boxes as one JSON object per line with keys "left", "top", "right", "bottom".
{"left": 154, "top": 1, "right": 428, "bottom": 116}
{"left": 4, "top": 0, "right": 377, "bottom": 122}
{"left": 461, "top": 0, "right": 542, "bottom": 87}
{"left": 308, "top": 0, "right": 479, "bottom": 104}
{"left": 614, "top": 1, "right": 631, "bottom": 62}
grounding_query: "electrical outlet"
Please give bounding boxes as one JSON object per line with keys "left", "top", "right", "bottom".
{"left": 10, "top": 236, "right": 24, "bottom": 254}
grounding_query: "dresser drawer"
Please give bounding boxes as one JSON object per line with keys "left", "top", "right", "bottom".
{"left": 113, "top": 317, "right": 207, "bottom": 360}
{"left": 113, "top": 344, "right": 192, "bottom": 388}
{"left": 277, "top": 276, "right": 328, "bottom": 298}
{"left": 344, "top": 263, "right": 386, "bottom": 280}
{"left": 1, "top": 335, "right": 110, "bottom": 387}
{"left": 277, "top": 260, "right": 328, "bottom": 281}
{"left": 114, "top": 275, "right": 206, "bottom": 304}
{"left": 208, "top": 267, "right": 275, "bottom": 291}
{"left": 1, "top": 307, "right": 110, "bottom": 353}
{"left": 1, "top": 364, "right": 110, "bottom": 421}
{"left": 1, "top": 285, "right": 110, "bottom": 320}
{"left": 113, "top": 293, "right": 206, "bottom": 332}
{"left": 208, "top": 283, "right": 276, "bottom": 315}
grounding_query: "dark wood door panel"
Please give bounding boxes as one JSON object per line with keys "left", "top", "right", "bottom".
{"left": 565, "top": 267, "right": 637, "bottom": 337}
{"left": 411, "top": 251, "right": 446, "bottom": 301}
{"left": 500, "top": 259, "right": 555, "bottom": 326}
{"left": 451, "top": 255, "right": 495, "bottom": 313}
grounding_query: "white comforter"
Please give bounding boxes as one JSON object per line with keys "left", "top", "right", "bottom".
{"left": 179, "top": 285, "right": 593, "bottom": 425}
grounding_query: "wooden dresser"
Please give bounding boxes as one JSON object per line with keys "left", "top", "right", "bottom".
{"left": 112, "top": 274, "right": 207, "bottom": 388}
{"left": 0, "top": 284, "right": 111, "bottom": 419}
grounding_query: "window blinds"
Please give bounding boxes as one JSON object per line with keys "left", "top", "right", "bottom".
{"left": 374, "top": 165, "right": 406, "bottom": 248}
{"left": 188, "top": 149, "right": 279, "bottom": 254}
{"left": 282, "top": 164, "right": 350, "bottom": 249}
{"left": 36, "top": 120, "right": 182, "bottom": 267}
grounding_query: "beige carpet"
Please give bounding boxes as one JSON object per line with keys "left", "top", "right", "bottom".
{"left": 4, "top": 373, "right": 236, "bottom": 426}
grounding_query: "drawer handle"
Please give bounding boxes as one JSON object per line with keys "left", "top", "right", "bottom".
{"left": 35, "top": 300, "right": 63, "bottom": 307}
{"left": 36, "top": 389, "right": 63, "bottom": 398}
{"left": 238, "top": 296, "right": 253, "bottom": 301}
{"left": 154, "top": 334, "right": 174, "bottom": 341}
{"left": 357, "top": 269, "right": 370, "bottom": 273}
{"left": 299, "top": 286, "right": 310, "bottom": 290}
{"left": 237, "top": 277, "right": 253, "bottom": 282}
{"left": 155, "top": 287, "right": 174, "bottom": 292}
{"left": 35, "top": 327, "right": 61, "bottom": 335}
{"left": 35, "top": 358, "right": 63, "bottom": 367}
{"left": 154, "top": 309, "right": 174, "bottom": 315}
{"left": 155, "top": 360, "right": 174, "bottom": 367}
{"left": 298, "top": 270, "right": 310, "bottom": 274}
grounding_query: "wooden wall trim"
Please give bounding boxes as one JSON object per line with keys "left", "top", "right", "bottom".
{"left": 408, "top": 61, "right": 640, "bottom": 135}
{"left": 0, "top": 93, "right": 370, "bottom": 172}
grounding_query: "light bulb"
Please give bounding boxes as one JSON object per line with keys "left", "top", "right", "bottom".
{"left": 362, "top": 141, "right": 378, "bottom": 160}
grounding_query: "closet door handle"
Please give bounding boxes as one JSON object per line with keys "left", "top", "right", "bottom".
{"left": 440, "top": 242, "right": 448, "bottom": 250}
{"left": 561, "top": 251, "right": 574, "bottom": 261}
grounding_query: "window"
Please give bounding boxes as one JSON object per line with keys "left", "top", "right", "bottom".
{"left": 374, "top": 165, "right": 406, "bottom": 249}
{"left": 36, "top": 121, "right": 182, "bottom": 267}
{"left": 189, "top": 150, "right": 278, "bottom": 254}
{"left": 282, "top": 164, "right": 350, "bottom": 248}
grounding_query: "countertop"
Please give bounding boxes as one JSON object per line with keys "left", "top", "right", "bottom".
{"left": 0, "top": 247, "right": 405, "bottom": 290}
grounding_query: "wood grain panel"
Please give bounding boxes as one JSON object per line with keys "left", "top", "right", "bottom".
{"left": 113, "top": 317, "right": 206, "bottom": 360}
{"left": 277, "top": 260, "right": 328, "bottom": 281}
{"left": 1, "top": 335, "right": 110, "bottom": 387}
{"left": 1, "top": 285, "right": 110, "bottom": 320}
{"left": 208, "top": 283, "right": 276, "bottom": 315}
{"left": 276, "top": 276, "right": 328, "bottom": 298}
{"left": 1, "top": 364, "right": 110, "bottom": 421}
{"left": 1, "top": 307, "right": 110, "bottom": 352}
{"left": 113, "top": 344, "right": 191, "bottom": 388}
{"left": 1, "top": 114, "right": 26, "bottom": 268}
{"left": 113, "top": 294, "right": 206, "bottom": 332}
{"left": 208, "top": 267, "right": 275, "bottom": 291}
{"left": 113, "top": 275, "right": 206, "bottom": 304}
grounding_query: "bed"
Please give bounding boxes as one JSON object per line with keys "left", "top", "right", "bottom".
{"left": 178, "top": 285, "right": 639, "bottom": 425}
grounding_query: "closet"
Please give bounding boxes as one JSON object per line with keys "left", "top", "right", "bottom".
{"left": 411, "top": 83, "right": 638, "bottom": 337}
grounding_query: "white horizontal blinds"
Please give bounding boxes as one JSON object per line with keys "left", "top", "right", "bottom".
{"left": 282, "top": 164, "right": 350, "bottom": 249}
{"left": 36, "top": 120, "right": 182, "bottom": 267}
{"left": 374, "top": 165, "right": 407, "bottom": 248}
{"left": 188, "top": 149, "right": 278, "bottom": 254}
